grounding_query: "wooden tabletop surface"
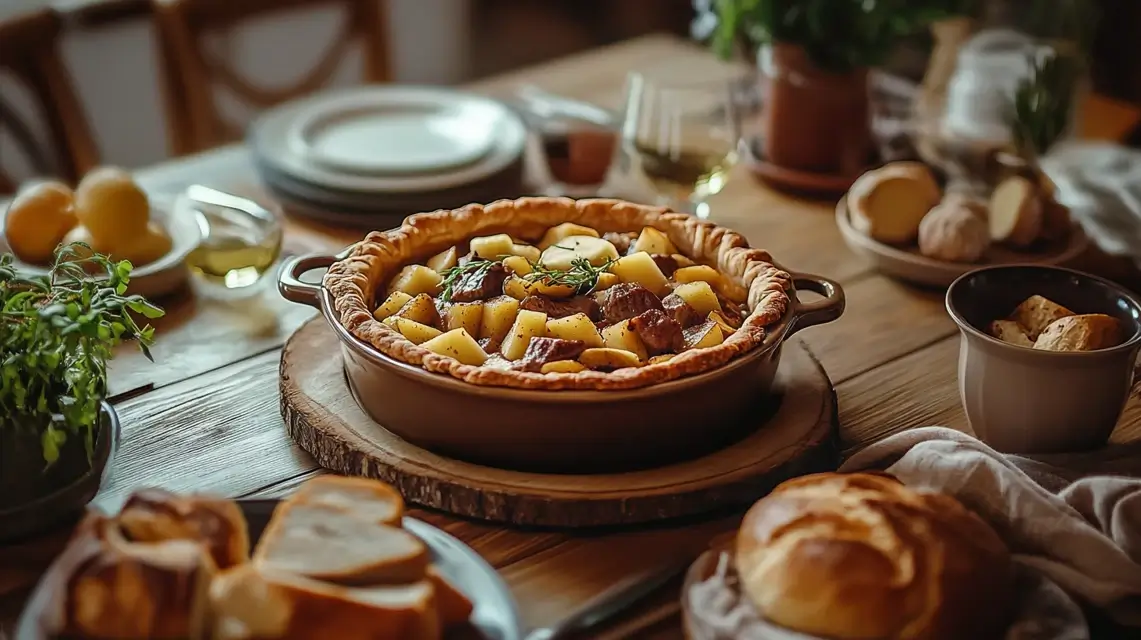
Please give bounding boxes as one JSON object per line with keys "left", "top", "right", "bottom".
{"left": 4, "top": 34, "right": 1141, "bottom": 639}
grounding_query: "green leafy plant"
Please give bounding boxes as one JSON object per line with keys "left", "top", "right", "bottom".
{"left": 1008, "top": 49, "right": 1083, "bottom": 160}
{"left": 524, "top": 253, "right": 615, "bottom": 295}
{"left": 696, "top": 0, "right": 971, "bottom": 73}
{"left": 0, "top": 243, "right": 163, "bottom": 463}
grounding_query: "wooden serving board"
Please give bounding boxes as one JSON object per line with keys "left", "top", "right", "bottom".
{"left": 279, "top": 319, "right": 839, "bottom": 527}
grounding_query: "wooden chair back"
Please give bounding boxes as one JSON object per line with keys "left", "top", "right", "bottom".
{"left": 0, "top": 10, "right": 99, "bottom": 192}
{"left": 152, "top": 0, "right": 392, "bottom": 156}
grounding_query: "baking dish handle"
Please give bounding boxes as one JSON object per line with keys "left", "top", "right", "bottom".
{"left": 278, "top": 253, "right": 336, "bottom": 309}
{"left": 788, "top": 273, "right": 845, "bottom": 335}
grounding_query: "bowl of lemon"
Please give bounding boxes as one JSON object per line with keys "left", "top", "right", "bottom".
{"left": 2, "top": 167, "right": 202, "bottom": 298}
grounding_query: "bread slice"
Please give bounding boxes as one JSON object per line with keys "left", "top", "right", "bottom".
{"left": 117, "top": 488, "right": 250, "bottom": 570}
{"left": 988, "top": 320, "right": 1033, "bottom": 347}
{"left": 287, "top": 475, "right": 405, "bottom": 527}
{"left": 989, "top": 176, "right": 1043, "bottom": 247}
{"left": 1010, "top": 295, "right": 1074, "bottom": 339}
{"left": 848, "top": 162, "right": 941, "bottom": 245}
{"left": 53, "top": 515, "right": 215, "bottom": 640}
{"left": 254, "top": 503, "right": 429, "bottom": 585}
{"left": 1034, "top": 314, "right": 1123, "bottom": 351}
{"left": 210, "top": 564, "right": 439, "bottom": 640}
{"left": 428, "top": 566, "right": 474, "bottom": 628}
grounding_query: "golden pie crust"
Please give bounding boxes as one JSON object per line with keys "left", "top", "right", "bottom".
{"left": 325, "top": 197, "right": 792, "bottom": 391}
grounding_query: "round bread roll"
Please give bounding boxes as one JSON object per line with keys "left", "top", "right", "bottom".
{"left": 735, "top": 472, "right": 1013, "bottom": 640}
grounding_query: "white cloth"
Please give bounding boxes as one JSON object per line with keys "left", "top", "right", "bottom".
{"left": 839, "top": 427, "right": 1141, "bottom": 634}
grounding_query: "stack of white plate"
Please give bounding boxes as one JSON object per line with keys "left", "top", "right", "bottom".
{"left": 249, "top": 86, "right": 529, "bottom": 229}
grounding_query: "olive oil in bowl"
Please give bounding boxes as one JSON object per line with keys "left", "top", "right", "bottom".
{"left": 185, "top": 192, "right": 283, "bottom": 291}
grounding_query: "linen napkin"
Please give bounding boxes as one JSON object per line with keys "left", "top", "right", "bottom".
{"left": 839, "top": 427, "right": 1141, "bottom": 632}
{"left": 688, "top": 427, "right": 1141, "bottom": 640}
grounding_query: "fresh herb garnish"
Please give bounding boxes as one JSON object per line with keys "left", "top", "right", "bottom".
{"left": 0, "top": 242, "right": 164, "bottom": 463}
{"left": 524, "top": 257, "right": 615, "bottom": 295}
{"left": 438, "top": 258, "right": 500, "bottom": 303}
{"left": 1008, "top": 49, "right": 1082, "bottom": 162}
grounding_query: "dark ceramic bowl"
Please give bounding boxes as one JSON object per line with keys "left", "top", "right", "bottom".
{"left": 946, "top": 265, "right": 1141, "bottom": 452}
{"left": 0, "top": 402, "right": 120, "bottom": 543}
{"left": 280, "top": 249, "right": 845, "bottom": 473}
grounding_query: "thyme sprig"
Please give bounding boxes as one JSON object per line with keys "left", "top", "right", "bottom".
{"left": 1008, "top": 49, "right": 1082, "bottom": 162}
{"left": 1, "top": 242, "right": 164, "bottom": 463}
{"left": 524, "top": 256, "right": 615, "bottom": 295}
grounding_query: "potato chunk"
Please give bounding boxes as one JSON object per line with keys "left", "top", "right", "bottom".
{"left": 539, "top": 235, "right": 620, "bottom": 270}
{"left": 540, "top": 360, "right": 587, "bottom": 374}
{"left": 579, "top": 348, "right": 642, "bottom": 370}
{"left": 444, "top": 301, "right": 484, "bottom": 336}
{"left": 672, "top": 281, "right": 722, "bottom": 316}
{"left": 545, "top": 313, "right": 604, "bottom": 347}
{"left": 594, "top": 272, "right": 620, "bottom": 291}
{"left": 601, "top": 319, "right": 649, "bottom": 361}
{"left": 707, "top": 310, "right": 739, "bottom": 336}
{"left": 426, "top": 246, "right": 458, "bottom": 273}
{"left": 503, "top": 275, "right": 576, "bottom": 300}
{"left": 470, "top": 234, "right": 515, "bottom": 261}
{"left": 479, "top": 295, "right": 520, "bottom": 343}
{"left": 673, "top": 265, "right": 722, "bottom": 287}
{"left": 502, "top": 255, "right": 533, "bottom": 275}
{"left": 683, "top": 321, "right": 724, "bottom": 350}
{"left": 382, "top": 316, "right": 443, "bottom": 344}
{"left": 538, "top": 223, "right": 600, "bottom": 249}
{"left": 510, "top": 243, "right": 541, "bottom": 263}
{"left": 501, "top": 309, "right": 548, "bottom": 360}
{"left": 420, "top": 328, "right": 488, "bottom": 365}
{"left": 631, "top": 226, "right": 676, "bottom": 255}
{"left": 373, "top": 291, "right": 414, "bottom": 321}
{"left": 610, "top": 252, "right": 670, "bottom": 296}
{"left": 394, "top": 293, "right": 441, "bottom": 327}
{"left": 389, "top": 265, "right": 443, "bottom": 297}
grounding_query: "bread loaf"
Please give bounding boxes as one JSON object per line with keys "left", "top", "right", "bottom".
{"left": 848, "top": 163, "right": 941, "bottom": 245}
{"left": 288, "top": 475, "right": 405, "bottom": 527}
{"left": 47, "top": 514, "right": 215, "bottom": 639}
{"left": 255, "top": 503, "right": 429, "bottom": 585}
{"left": 210, "top": 564, "right": 439, "bottom": 640}
{"left": 1034, "top": 314, "right": 1123, "bottom": 351}
{"left": 917, "top": 201, "right": 989, "bottom": 263}
{"left": 735, "top": 472, "right": 1013, "bottom": 640}
{"left": 118, "top": 488, "right": 250, "bottom": 569}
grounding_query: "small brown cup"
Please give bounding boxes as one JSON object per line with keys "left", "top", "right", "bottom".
{"left": 946, "top": 265, "right": 1141, "bottom": 453}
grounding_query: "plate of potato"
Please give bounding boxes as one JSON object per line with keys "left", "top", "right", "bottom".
{"left": 2, "top": 167, "right": 202, "bottom": 298}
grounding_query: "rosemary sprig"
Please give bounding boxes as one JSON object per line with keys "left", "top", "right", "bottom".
{"left": 1008, "top": 49, "right": 1081, "bottom": 161}
{"left": 524, "top": 256, "right": 615, "bottom": 295}
{"left": 437, "top": 258, "right": 500, "bottom": 303}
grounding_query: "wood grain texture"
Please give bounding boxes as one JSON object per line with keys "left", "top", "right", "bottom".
{"left": 280, "top": 318, "right": 839, "bottom": 527}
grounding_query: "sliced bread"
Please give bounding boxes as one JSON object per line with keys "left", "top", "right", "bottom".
{"left": 254, "top": 503, "right": 429, "bottom": 585}
{"left": 210, "top": 564, "right": 439, "bottom": 640}
{"left": 848, "top": 162, "right": 941, "bottom": 245}
{"left": 287, "top": 475, "right": 405, "bottom": 527}
{"left": 428, "top": 566, "right": 474, "bottom": 628}
{"left": 117, "top": 488, "right": 250, "bottom": 570}
{"left": 1010, "top": 295, "right": 1074, "bottom": 339}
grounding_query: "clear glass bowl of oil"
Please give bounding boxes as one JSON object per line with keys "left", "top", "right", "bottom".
{"left": 184, "top": 191, "right": 283, "bottom": 293}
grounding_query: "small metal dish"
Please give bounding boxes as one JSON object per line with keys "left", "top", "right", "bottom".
{"left": 279, "top": 246, "right": 844, "bottom": 473}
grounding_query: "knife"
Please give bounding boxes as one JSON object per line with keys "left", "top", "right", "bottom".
{"left": 522, "top": 557, "right": 692, "bottom": 640}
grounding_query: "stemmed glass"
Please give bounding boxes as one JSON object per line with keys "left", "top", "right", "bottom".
{"left": 619, "top": 70, "right": 761, "bottom": 218}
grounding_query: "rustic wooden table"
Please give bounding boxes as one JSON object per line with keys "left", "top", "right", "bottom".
{"left": 3, "top": 34, "right": 1141, "bottom": 639}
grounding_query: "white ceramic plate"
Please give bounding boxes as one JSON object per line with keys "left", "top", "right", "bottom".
{"left": 252, "top": 86, "right": 527, "bottom": 194}
{"left": 835, "top": 198, "right": 1090, "bottom": 288}
{"left": 0, "top": 194, "right": 203, "bottom": 299}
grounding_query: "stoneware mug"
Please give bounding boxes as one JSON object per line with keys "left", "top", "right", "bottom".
{"left": 946, "top": 265, "right": 1141, "bottom": 453}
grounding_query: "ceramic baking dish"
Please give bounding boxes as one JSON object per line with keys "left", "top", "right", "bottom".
{"left": 279, "top": 248, "right": 844, "bottom": 473}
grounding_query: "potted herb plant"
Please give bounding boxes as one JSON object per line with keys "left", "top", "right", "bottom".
{"left": 0, "top": 243, "right": 162, "bottom": 539}
{"left": 697, "top": 0, "right": 962, "bottom": 174}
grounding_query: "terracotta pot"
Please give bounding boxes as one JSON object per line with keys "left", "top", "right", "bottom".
{"left": 759, "top": 43, "right": 872, "bottom": 174}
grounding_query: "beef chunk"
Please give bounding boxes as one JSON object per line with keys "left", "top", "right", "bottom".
{"left": 518, "top": 337, "right": 586, "bottom": 372}
{"left": 478, "top": 337, "right": 501, "bottom": 354}
{"left": 603, "top": 231, "right": 636, "bottom": 255}
{"left": 520, "top": 295, "right": 600, "bottom": 321}
{"left": 662, "top": 293, "right": 702, "bottom": 328}
{"left": 450, "top": 262, "right": 509, "bottom": 302}
{"left": 629, "top": 309, "right": 684, "bottom": 355}
{"left": 600, "top": 283, "right": 663, "bottom": 323}
{"left": 651, "top": 254, "right": 681, "bottom": 278}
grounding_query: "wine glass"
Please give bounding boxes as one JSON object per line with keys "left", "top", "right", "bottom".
{"left": 619, "top": 70, "right": 761, "bottom": 218}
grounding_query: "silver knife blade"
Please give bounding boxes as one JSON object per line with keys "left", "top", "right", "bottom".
{"left": 523, "top": 557, "right": 692, "bottom": 640}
